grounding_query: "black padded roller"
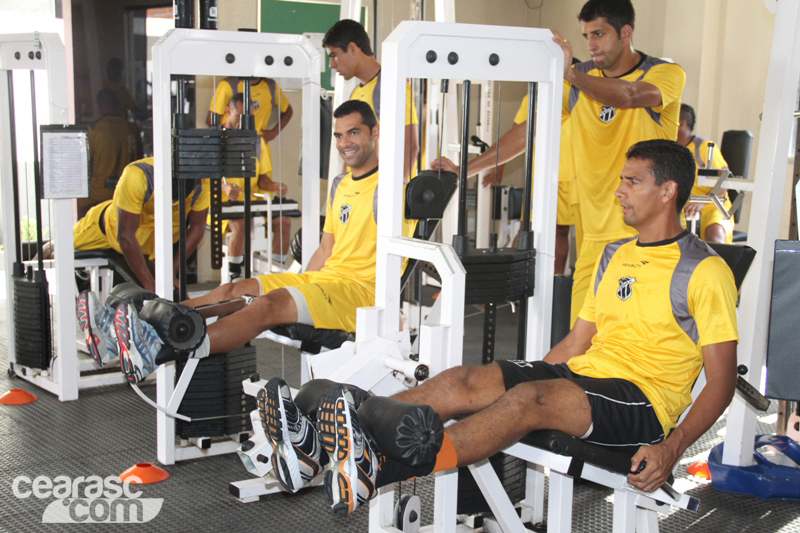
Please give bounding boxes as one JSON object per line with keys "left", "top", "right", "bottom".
{"left": 358, "top": 396, "right": 444, "bottom": 468}
{"left": 293, "top": 379, "right": 372, "bottom": 418}
{"left": 105, "top": 282, "right": 157, "bottom": 311}
{"left": 139, "top": 298, "right": 206, "bottom": 352}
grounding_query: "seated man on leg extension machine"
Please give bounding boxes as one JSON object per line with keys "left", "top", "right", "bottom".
{"left": 262, "top": 139, "right": 739, "bottom": 516}
{"left": 79, "top": 100, "right": 412, "bottom": 384}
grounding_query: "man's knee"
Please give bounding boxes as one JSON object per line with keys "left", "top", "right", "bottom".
{"left": 445, "top": 364, "right": 504, "bottom": 395}
{"left": 249, "top": 289, "right": 296, "bottom": 327}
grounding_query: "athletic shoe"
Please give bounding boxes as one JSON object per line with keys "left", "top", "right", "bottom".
{"left": 258, "top": 377, "right": 326, "bottom": 493}
{"left": 115, "top": 302, "right": 160, "bottom": 384}
{"left": 76, "top": 291, "right": 117, "bottom": 367}
{"left": 318, "top": 385, "right": 381, "bottom": 516}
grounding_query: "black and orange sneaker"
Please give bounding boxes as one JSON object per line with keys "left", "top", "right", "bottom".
{"left": 317, "top": 385, "right": 380, "bottom": 517}
{"left": 258, "top": 377, "right": 326, "bottom": 493}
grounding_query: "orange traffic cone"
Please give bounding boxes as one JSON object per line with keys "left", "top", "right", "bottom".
{"left": 686, "top": 461, "right": 711, "bottom": 479}
{"left": 119, "top": 462, "right": 169, "bottom": 484}
{"left": 0, "top": 389, "right": 37, "bottom": 405}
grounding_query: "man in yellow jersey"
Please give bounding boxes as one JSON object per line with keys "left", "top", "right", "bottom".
{"left": 111, "top": 101, "right": 413, "bottom": 386}
{"left": 431, "top": 86, "right": 580, "bottom": 275}
{"left": 79, "top": 89, "right": 142, "bottom": 218}
{"left": 206, "top": 75, "right": 293, "bottom": 202}
{"left": 552, "top": 0, "right": 685, "bottom": 325}
{"left": 219, "top": 94, "right": 291, "bottom": 280}
{"left": 323, "top": 19, "right": 419, "bottom": 181}
{"left": 257, "top": 140, "right": 738, "bottom": 515}
{"left": 72, "top": 157, "right": 209, "bottom": 293}
{"left": 676, "top": 104, "right": 733, "bottom": 243}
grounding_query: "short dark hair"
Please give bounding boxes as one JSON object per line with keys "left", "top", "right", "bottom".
{"left": 680, "top": 103, "right": 696, "bottom": 132}
{"left": 230, "top": 93, "right": 244, "bottom": 106}
{"left": 322, "top": 19, "right": 373, "bottom": 56}
{"left": 578, "top": 0, "right": 635, "bottom": 35}
{"left": 626, "top": 139, "right": 695, "bottom": 212}
{"left": 334, "top": 100, "right": 378, "bottom": 131}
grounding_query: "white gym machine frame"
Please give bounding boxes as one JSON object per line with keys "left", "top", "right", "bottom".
{"left": 369, "top": 21, "right": 562, "bottom": 532}
{"left": 722, "top": 0, "right": 800, "bottom": 467}
{"left": 1, "top": 32, "right": 127, "bottom": 401}
{"left": 150, "top": 28, "right": 321, "bottom": 465}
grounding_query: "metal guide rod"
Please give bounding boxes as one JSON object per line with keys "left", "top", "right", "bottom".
{"left": 29, "top": 70, "right": 45, "bottom": 274}
{"left": 242, "top": 80, "right": 253, "bottom": 279}
{"left": 176, "top": 77, "right": 188, "bottom": 301}
{"left": 453, "top": 79, "right": 471, "bottom": 255}
{"left": 519, "top": 81, "right": 536, "bottom": 245}
{"left": 7, "top": 70, "right": 23, "bottom": 274}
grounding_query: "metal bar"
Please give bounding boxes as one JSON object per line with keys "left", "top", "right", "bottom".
{"left": 242, "top": 80, "right": 253, "bottom": 279}
{"left": 29, "top": 70, "right": 44, "bottom": 273}
{"left": 6, "top": 70, "right": 23, "bottom": 272}
{"left": 457, "top": 79, "right": 471, "bottom": 238}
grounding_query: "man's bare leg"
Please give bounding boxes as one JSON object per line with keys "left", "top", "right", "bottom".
{"left": 445, "top": 378, "right": 592, "bottom": 465}
{"left": 391, "top": 364, "right": 593, "bottom": 465}
{"left": 393, "top": 364, "right": 507, "bottom": 421}
{"left": 204, "top": 288, "right": 298, "bottom": 354}
{"left": 555, "top": 224, "right": 570, "bottom": 275}
{"left": 183, "top": 278, "right": 261, "bottom": 308}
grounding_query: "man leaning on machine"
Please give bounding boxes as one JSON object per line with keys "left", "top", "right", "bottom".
{"left": 257, "top": 140, "right": 739, "bottom": 517}
{"left": 76, "top": 100, "right": 414, "bottom": 385}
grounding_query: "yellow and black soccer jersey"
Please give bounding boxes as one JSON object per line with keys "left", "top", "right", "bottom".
{"left": 564, "top": 55, "right": 685, "bottom": 241}
{"left": 319, "top": 168, "right": 414, "bottom": 291}
{"left": 350, "top": 71, "right": 418, "bottom": 126}
{"left": 102, "top": 157, "right": 209, "bottom": 258}
{"left": 569, "top": 231, "right": 737, "bottom": 436}
{"left": 209, "top": 77, "right": 290, "bottom": 175}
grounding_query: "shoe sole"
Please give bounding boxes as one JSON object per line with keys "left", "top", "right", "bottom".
{"left": 258, "top": 378, "right": 303, "bottom": 493}
{"left": 318, "top": 386, "right": 357, "bottom": 517}
{"left": 76, "top": 292, "right": 106, "bottom": 367}
{"left": 114, "top": 303, "right": 138, "bottom": 384}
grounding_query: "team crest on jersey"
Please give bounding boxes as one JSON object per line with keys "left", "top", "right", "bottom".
{"left": 339, "top": 204, "right": 352, "bottom": 224}
{"left": 599, "top": 105, "right": 616, "bottom": 123}
{"left": 252, "top": 100, "right": 260, "bottom": 111}
{"left": 617, "top": 277, "right": 635, "bottom": 301}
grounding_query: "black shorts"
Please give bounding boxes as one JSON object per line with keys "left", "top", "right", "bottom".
{"left": 496, "top": 360, "right": 665, "bottom": 454}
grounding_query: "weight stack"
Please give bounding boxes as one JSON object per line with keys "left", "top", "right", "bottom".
{"left": 13, "top": 267, "right": 51, "bottom": 369}
{"left": 176, "top": 345, "right": 257, "bottom": 439}
{"left": 460, "top": 247, "right": 536, "bottom": 305}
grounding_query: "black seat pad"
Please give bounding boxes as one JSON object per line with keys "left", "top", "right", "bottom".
{"left": 270, "top": 323, "right": 353, "bottom": 354}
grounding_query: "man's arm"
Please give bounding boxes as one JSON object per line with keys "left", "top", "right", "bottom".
{"left": 403, "top": 123, "right": 420, "bottom": 181}
{"left": 543, "top": 317, "right": 597, "bottom": 364}
{"left": 256, "top": 173, "right": 287, "bottom": 197}
{"left": 628, "top": 340, "right": 737, "bottom": 492}
{"left": 305, "top": 232, "right": 335, "bottom": 272}
{"left": 551, "top": 31, "right": 662, "bottom": 109}
{"left": 116, "top": 208, "right": 155, "bottom": 292}
{"left": 178, "top": 208, "right": 208, "bottom": 275}
{"left": 262, "top": 104, "right": 293, "bottom": 143}
{"left": 430, "top": 121, "right": 527, "bottom": 184}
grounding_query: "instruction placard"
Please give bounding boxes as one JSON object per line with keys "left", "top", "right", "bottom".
{"left": 41, "top": 125, "right": 89, "bottom": 199}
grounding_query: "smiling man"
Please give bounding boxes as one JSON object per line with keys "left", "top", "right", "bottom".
{"left": 257, "top": 140, "right": 738, "bottom": 516}
{"left": 93, "top": 101, "right": 411, "bottom": 384}
{"left": 552, "top": 0, "right": 686, "bottom": 325}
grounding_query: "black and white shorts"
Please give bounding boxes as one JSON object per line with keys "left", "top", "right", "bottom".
{"left": 496, "top": 360, "right": 665, "bottom": 453}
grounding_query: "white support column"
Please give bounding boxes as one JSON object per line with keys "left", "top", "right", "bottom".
{"left": 723, "top": 0, "right": 800, "bottom": 466}
{"left": 151, "top": 29, "right": 321, "bottom": 464}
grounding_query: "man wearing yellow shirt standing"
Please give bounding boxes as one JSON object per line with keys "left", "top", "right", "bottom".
{"left": 677, "top": 104, "right": 733, "bottom": 244}
{"left": 72, "top": 157, "right": 209, "bottom": 293}
{"left": 553, "top": 0, "right": 685, "bottom": 325}
{"left": 79, "top": 89, "right": 141, "bottom": 218}
{"left": 219, "top": 94, "right": 292, "bottom": 280}
{"left": 323, "top": 19, "right": 419, "bottom": 181}
{"left": 431, "top": 89, "right": 580, "bottom": 275}
{"left": 112, "top": 101, "right": 413, "bottom": 386}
